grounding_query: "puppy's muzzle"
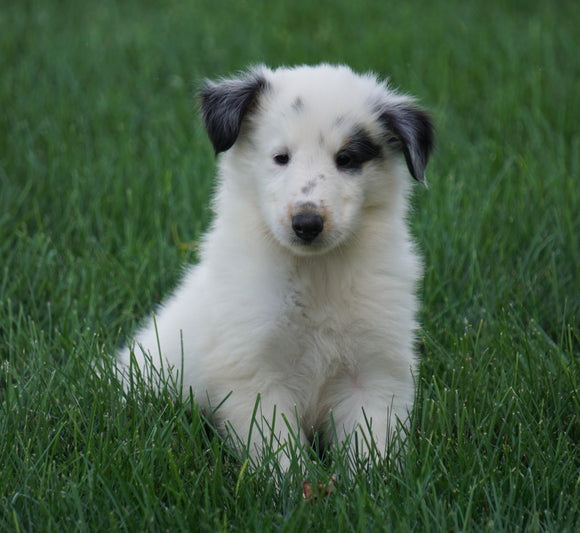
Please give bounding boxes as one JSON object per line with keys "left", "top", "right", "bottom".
{"left": 292, "top": 212, "right": 324, "bottom": 243}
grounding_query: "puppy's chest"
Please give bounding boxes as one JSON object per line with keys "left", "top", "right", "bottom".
{"left": 274, "top": 276, "right": 358, "bottom": 366}
{"left": 283, "top": 285, "right": 340, "bottom": 329}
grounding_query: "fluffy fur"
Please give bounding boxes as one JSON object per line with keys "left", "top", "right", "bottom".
{"left": 118, "top": 64, "right": 434, "bottom": 470}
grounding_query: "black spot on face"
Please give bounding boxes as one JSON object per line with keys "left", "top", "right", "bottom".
{"left": 292, "top": 97, "right": 304, "bottom": 112}
{"left": 301, "top": 180, "right": 317, "bottom": 195}
{"left": 335, "top": 127, "right": 382, "bottom": 171}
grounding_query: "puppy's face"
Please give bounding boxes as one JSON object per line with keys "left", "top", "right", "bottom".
{"left": 201, "top": 65, "right": 434, "bottom": 255}
{"left": 252, "top": 88, "right": 385, "bottom": 255}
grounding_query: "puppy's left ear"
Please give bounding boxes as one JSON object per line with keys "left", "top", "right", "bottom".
{"left": 380, "top": 104, "right": 434, "bottom": 185}
{"left": 200, "top": 68, "right": 269, "bottom": 154}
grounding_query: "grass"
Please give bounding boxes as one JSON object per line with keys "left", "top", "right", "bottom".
{"left": 1, "top": 0, "right": 579, "bottom": 530}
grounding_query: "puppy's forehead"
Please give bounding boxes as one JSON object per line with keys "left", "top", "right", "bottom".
{"left": 265, "top": 67, "right": 378, "bottom": 126}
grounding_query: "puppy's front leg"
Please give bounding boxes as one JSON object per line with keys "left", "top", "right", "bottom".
{"left": 218, "top": 391, "right": 306, "bottom": 473}
{"left": 325, "top": 374, "right": 414, "bottom": 467}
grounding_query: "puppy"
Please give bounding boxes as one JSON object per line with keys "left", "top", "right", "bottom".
{"left": 118, "top": 64, "right": 434, "bottom": 472}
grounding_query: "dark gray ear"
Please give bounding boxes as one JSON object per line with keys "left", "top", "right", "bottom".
{"left": 380, "top": 104, "right": 434, "bottom": 185}
{"left": 200, "top": 70, "right": 269, "bottom": 154}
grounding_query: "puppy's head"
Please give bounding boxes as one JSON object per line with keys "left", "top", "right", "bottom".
{"left": 200, "top": 64, "right": 434, "bottom": 255}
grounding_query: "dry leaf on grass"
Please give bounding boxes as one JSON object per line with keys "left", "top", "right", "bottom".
{"left": 302, "top": 474, "right": 337, "bottom": 502}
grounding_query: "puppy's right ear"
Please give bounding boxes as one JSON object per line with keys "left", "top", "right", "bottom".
{"left": 200, "top": 69, "right": 269, "bottom": 154}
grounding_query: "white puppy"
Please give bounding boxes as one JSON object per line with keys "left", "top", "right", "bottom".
{"left": 118, "top": 64, "right": 434, "bottom": 471}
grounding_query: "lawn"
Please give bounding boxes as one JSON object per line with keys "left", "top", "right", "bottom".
{"left": 1, "top": 0, "right": 579, "bottom": 531}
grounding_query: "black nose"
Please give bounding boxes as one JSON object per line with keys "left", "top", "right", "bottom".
{"left": 292, "top": 213, "right": 324, "bottom": 243}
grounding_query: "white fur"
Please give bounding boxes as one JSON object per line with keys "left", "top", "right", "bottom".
{"left": 118, "top": 64, "right": 433, "bottom": 470}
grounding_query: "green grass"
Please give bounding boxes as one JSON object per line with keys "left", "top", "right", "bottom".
{"left": 1, "top": 0, "right": 579, "bottom": 530}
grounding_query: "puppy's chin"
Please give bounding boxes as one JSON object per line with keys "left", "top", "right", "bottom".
{"left": 288, "top": 241, "right": 333, "bottom": 257}
{"left": 275, "top": 233, "right": 345, "bottom": 257}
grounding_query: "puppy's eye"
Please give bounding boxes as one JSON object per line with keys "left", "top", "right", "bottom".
{"left": 386, "top": 135, "right": 400, "bottom": 146}
{"left": 335, "top": 151, "right": 355, "bottom": 169}
{"left": 274, "top": 153, "right": 290, "bottom": 165}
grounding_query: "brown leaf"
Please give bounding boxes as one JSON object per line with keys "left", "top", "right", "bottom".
{"left": 302, "top": 474, "right": 337, "bottom": 502}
